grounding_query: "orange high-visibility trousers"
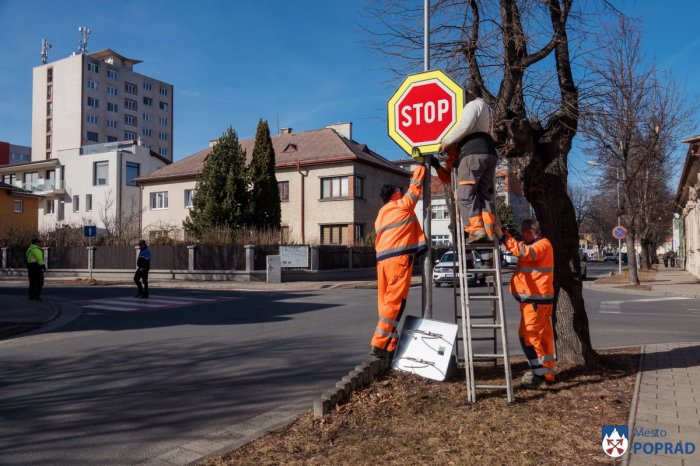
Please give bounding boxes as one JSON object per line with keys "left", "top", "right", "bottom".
{"left": 518, "top": 302, "right": 556, "bottom": 380}
{"left": 371, "top": 255, "right": 413, "bottom": 352}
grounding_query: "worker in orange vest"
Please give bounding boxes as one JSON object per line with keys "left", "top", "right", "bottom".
{"left": 433, "top": 83, "right": 499, "bottom": 243}
{"left": 370, "top": 164, "right": 427, "bottom": 360}
{"left": 499, "top": 219, "right": 556, "bottom": 385}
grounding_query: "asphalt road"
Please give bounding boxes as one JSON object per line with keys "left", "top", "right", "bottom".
{"left": 1, "top": 261, "right": 699, "bottom": 464}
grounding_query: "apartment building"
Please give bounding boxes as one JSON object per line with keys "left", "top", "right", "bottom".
{"left": 137, "top": 123, "right": 411, "bottom": 244}
{"left": 0, "top": 141, "right": 31, "bottom": 165}
{"left": 32, "top": 49, "right": 173, "bottom": 161}
{"left": 677, "top": 135, "right": 700, "bottom": 278}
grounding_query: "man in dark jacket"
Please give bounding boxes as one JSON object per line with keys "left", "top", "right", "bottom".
{"left": 26, "top": 238, "right": 46, "bottom": 300}
{"left": 134, "top": 239, "right": 151, "bottom": 298}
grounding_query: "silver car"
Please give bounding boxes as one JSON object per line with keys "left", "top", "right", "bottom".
{"left": 432, "top": 251, "right": 486, "bottom": 287}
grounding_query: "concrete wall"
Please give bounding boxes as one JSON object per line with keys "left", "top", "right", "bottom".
{"left": 140, "top": 178, "right": 198, "bottom": 239}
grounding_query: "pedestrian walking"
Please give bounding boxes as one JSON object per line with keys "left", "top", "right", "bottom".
{"left": 663, "top": 252, "right": 669, "bottom": 268}
{"left": 670, "top": 251, "right": 676, "bottom": 268}
{"left": 134, "top": 239, "right": 151, "bottom": 298}
{"left": 432, "top": 83, "right": 500, "bottom": 243}
{"left": 369, "top": 164, "right": 427, "bottom": 361}
{"left": 498, "top": 219, "right": 556, "bottom": 386}
{"left": 26, "top": 238, "right": 46, "bottom": 300}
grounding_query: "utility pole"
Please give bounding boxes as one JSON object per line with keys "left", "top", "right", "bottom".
{"left": 421, "top": 0, "right": 433, "bottom": 319}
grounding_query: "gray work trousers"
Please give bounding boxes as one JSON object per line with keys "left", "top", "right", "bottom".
{"left": 456, "top": 152, "right": 498, "bottom": 229}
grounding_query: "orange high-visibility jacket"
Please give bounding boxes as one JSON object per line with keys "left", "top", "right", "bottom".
{"left": 502, "top": 232, "right": 554, "bottom": 304}
{"left": 375, "top": 165, "right": 427, "bottom": 262}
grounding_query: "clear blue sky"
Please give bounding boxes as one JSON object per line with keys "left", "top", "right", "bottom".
{"left": 0, "top": 0, "right": 698, "bottom": 180}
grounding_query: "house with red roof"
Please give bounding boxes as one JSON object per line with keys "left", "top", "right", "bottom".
{"left": 136, "top": 123, "right": 411, "bottom": 244}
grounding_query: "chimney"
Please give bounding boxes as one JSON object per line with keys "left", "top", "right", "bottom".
{"left": 326, "top": 122, "right": 352, "bottom": 140}
{"left": 208, "top": 139, "right": 217, "bottom": 148}
{"left": 280, "top": 128, "right": 293, "bottom": 135}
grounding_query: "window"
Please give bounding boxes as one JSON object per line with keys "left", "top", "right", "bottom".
{"left": 354, "top": 224, "right": 365, "bottom": 243}
{"left": 125, "top": 82, "right": 137, "bottom": 94}
{"left": 73, "top": 195, "right": 80, "bottom": 212}
{"left": 45, "top": 199, "right": 55, "bottom": 214}
{"left": 142, "top": 128, "right": 152, "bottom": 137}
{"left": 159, "top": 117, "right": 168, "bottom": 126}
{"left": 126, "top": 162, "right": 140, "bottom": 186}
{"left": 184, "top": 189, "right": 196, "bottom": 208}
{"left": 13, "top": 200, "right": 23, "bottom": 213}
{"left": 150, "top": 191, "right": 168, "bottom": 209}
{"left": 107, "top": 86, "right": 118, "bottom": 96}
{"left": 107, "top": 69, "right": 118, "bottom": 80}
{"left": 46, "top": 102, "right": 52, "bottom": 116}
{"left": 432, "top": 235, "right": 451, "bottom": 246}
{"left": 143, "top": 113, "right": 153, "bottom": 122}
{"left": 321, "top": 176, "right": 349, "bottom": 199}
{"left": 158, "top": 147, "right": 168, "bottom": 156}
{"left": 124, "top": 114, "right": 137, "bottom": 126}
{"left": 2, "top": 174, "right": 16, "bottom": 185}
{"left": 86, "top": 80, "right": 98, "bottom": 90}
{"left": 159, "top": 86, "right": 169, "bottom": 96}
{"left": 159, "top": 101, "right": 169, "bottom": 111}
{"left": 149, "top": 229, "right": 169, "bottom": 240}
{"left": 93, "top": 161, "right": 109, "bottom": 185}
{"left": 87, "top": 96, "right": 99, "bottom": 108}
{"left": 143, "top": 81, "right": 152, "bottom": 91}
{"left": 46, "top": 118, "right": 52, "bottom": 132}
{"left": 86, "top": 115, "right": 98, "bottom": 125}
{"left": 431, "top": 204, "right": 449, "bottom": 220}
{"left": 87, "top": 62, "right": 99, "bottom": 73}
{"left": 107, "top": 102, "right": 118, "bottom": 112}
{"left": 86, "top": 194, "right": 92, "bottom": 212}
{"left": 320, "top": 224, "right": 348, "bottom": 245}
{"left": 47, "top": 85, "right": 52, "bottom": 99}
{"left": 355, "top": 177, "right": 364, "bottom": 198}
{"left": 107, "top": 119, "right": 118, "bottom": 129}
{"left": 125, "top": 99, "right": 137, "bottom": 110}
{"left": 47, "top": 67, "right": 53, "bottom": 82}
{"left": 124, "top": 131, "right": 136, "bottom": 141}
{"left": 46, "top": 135, "right": 52, "bottom": 149}
{"left": 86, "top": 131, "right": 99, "bottom": 142}
{"left": 106, "top": 136, "right": 118, "bottom": 142}
{"left": 143, "top": 97, "right": 153, "bottom": 106}
{"left": 158, "top": 132, "right": 168, "bottom": 141}
{"left": 278, "top": 181, "right": 289, "bottom": 201}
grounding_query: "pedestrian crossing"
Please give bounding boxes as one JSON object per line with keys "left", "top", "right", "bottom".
{"left": 79, "top": 294, "right": 240, "bottom": 313}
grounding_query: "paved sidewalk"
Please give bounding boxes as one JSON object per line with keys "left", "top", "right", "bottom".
{"left": 628, "top": 343, "right": 700, "bottom": 466}
{"left": 587, "top": 266, "right": 700, "bottom": 299}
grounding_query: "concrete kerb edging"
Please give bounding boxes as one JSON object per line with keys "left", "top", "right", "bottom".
{"left": 621, "top": 344, "right": 645, "bottom": 466}
{"left": 313, "top": 357, "right": 391, "bottom": 417}
{"left": 584, "top": 281, "right": 700, "bottom": 300}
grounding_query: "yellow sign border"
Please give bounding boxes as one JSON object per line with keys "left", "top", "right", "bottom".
{"left": 387, "top": 69, "right": 464, "bottom": 157}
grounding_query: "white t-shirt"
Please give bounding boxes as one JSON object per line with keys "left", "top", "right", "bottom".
{"left": 441, "top": 98, "right": 491, "bottom": 147}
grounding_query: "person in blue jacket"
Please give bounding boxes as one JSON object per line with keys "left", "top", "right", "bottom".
{"left": 134, "top": 239, "right": 151, "bottom": 298}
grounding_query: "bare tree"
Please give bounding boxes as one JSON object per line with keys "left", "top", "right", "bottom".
{"left": 570, "top": 184, "right": 592, "bottom": 229}
{"left": 364, "top": 0, "right": 602, "bottom": 365}
{"left": 581, "top": 191, "right": 618, "bottom": 258}
{"left": 582, "top": 19, "right": 695, "bottom": 281}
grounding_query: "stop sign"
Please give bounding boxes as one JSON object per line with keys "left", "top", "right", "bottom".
{"left": 387, "top": 70, "right": 464, "bottom": 157}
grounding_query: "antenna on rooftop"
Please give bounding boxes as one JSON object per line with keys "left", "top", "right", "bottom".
{"left": 77, "top": 26, "right": 91, "bottom": 55}
{"left": 41, "top": 38, "right": 52, "bottom": 64}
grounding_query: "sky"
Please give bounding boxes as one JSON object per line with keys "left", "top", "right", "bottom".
{"left": 0, "top": 0, "right": 698, "bottom": 187}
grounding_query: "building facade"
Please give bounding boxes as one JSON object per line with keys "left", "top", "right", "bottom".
{"left": 677, "top": 135, "right": 700, "bottom": 278}
{"left": 0, "top": 141, "right": 31, "bottom": 165}
{"left": 138, "top": 124, "right": 410, "bottom": 244}
{"left": 0, "top": 182, "right": 42, "bottom": 237}
{"left": 32, "top": 49, "right": 173, "bottom": 161}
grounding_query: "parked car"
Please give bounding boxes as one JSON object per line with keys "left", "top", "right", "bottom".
{"left": 603, "top": 253, "right": 616, "bottom": 262}
{"left": 501, "top": 250, "right": 518, "bottom": 267}
{"left": 433, "top": 250, "right": 486, "bottom": 287}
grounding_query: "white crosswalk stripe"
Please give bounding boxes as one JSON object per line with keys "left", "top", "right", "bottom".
{"left": 599, "top": 296, "right": 693, "bottom": 315}
{"left": 79, "top": 294, "right": 239, "bottom": 313}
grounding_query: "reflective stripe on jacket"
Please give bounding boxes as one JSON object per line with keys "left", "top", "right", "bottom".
{"left": 502, "top": 233, "right": 554, "bottom": 304}
{"left": 375, "top": 165, "right": 427, "bottom": 262}
{"left": 26, "top": 244, "right": 44, "bottom": 266}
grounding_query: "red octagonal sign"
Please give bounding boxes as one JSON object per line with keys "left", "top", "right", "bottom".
{"left": 387, "top": 70, "right": 464, "bottom": 156}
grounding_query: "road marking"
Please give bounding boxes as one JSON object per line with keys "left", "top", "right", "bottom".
{"left": 599, "top": 297, "right": 692, "bottom": 315}
{"left": 76, "top": 295, "right": 242, "bottom": 313}
{"left": 82, "top": 304, "right": 139, "bottom": 312}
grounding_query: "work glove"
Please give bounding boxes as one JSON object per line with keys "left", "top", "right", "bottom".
{"left": 429, "top": 156, "right": 443, "bottom": 171}
{"left": 411, "top": 147, "right": 424, "bottom": 162}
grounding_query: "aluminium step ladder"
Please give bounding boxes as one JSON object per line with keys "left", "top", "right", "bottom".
{"left": 446, "top": 172, "right": 513, "bottom": 403}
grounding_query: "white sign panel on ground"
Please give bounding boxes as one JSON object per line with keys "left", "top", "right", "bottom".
{"left": 392, "top": 315, "right": 458, "bottom": 381}
{"left": 279, "top": 246, "right": 309, "bottom": 268}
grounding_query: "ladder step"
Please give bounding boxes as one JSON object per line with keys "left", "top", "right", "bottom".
{"left": 468, "top": 295, "right": 499, "bottom": 300}
{"left": 475, "top": 384, "right": 510, "bottom": 390}
{"left": 473, "top": 268, "right": 500, "bottom": 273}
{"left": 462, "top": 243, "right": 499, "bottom": 250}
{"left": 471, "top": 323, "right": 501, "bottom": 329}
{"left": 473, "top": 353, "right": 506, "bottom": 359}
{"left": 471, "top": 336, "right": 497, "bottom": 341}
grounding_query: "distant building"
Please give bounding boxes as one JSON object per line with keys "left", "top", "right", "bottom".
{"left": 32, "top": 49, "right": 173, "bottom": 161}
{"left": 137, "top": 123, "right": 410, "bottom": 244}
{"left": 0, "top": 181, "right": 42, "bottom": 237}
{"left": 0, "top": 141, "right": 31, "bottom": 165}
{"left": 677, "top": 135, "right": 700, "bottom": 278}
{"left": 0, "top": 141, "right": 168, "bottom": 233}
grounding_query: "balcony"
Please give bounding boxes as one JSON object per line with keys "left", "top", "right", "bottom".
{"left": 14, "top": 179, "right": 65, "bottom": 194}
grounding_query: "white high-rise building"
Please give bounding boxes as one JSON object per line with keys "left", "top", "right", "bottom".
{"left": 32, "top": 49, "right": 173, "bottom": 162}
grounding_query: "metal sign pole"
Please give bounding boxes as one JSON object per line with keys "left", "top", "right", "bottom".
{"left": 420, "top": 0, "right": 433, "bottom": 319}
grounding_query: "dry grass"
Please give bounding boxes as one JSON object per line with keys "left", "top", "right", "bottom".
{"left": 595, "top": 267, "right": 656, "bottom": 291}
{"left": 201, "top": 350, "right": 638, "bottom": 466}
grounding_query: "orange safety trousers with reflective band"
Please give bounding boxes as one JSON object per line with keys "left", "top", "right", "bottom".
{"left": 371, "top": 255, "right": 413, "bottom": 352}
{"left": 519, "top": 302, "right": 555, "bottom": 380}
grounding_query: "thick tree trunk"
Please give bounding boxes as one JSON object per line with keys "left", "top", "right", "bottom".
{"left": 625, "top": 232, "right": 640, "bottom": 284}
{"left": 519, "top": 147, "right": 599, "bottom": 366}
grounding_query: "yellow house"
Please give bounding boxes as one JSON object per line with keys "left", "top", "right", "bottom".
{"left": 0, "top": 181, "right": 42, "bottom": 237}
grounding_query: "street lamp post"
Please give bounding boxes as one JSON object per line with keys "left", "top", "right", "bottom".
{"left": 587, "top": 160, "right": 622, "bottom": 274}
